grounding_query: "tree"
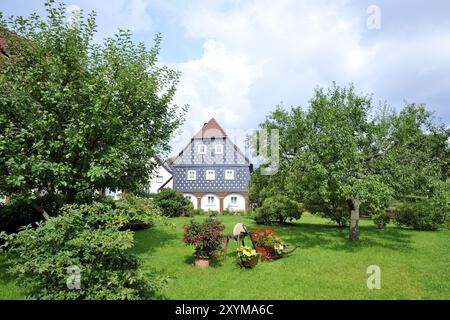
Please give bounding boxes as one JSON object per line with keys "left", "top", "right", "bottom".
{"left": 251, "top": 84, "right": 449, "bottom": 240}
{"left": 0, "top": 1, "right": 186, "bottom": 218}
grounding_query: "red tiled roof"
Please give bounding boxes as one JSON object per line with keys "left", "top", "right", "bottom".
{"left": 193, "top": 118, "right": 227, "bottom": 139}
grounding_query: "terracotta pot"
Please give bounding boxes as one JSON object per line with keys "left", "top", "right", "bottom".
{"left": 194, "top": 257, "right": 210, "bottom": 268}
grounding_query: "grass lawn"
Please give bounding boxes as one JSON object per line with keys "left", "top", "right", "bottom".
{"left": 1, "top": 213, "right": 449, "bottom": 299}
{"left": 132, "top": 213, "right": 450, "bottom": 300}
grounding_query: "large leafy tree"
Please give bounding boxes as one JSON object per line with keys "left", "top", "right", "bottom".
{"left": 0, "top": 1, "right": 186, "bottom": 217}
{"left": 251, "top": 84, "right": 448, "bottom": 240}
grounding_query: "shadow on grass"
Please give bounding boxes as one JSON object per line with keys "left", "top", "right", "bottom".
{"left": 183, "top": 255, "right": 225, "bottom": 268}
{"left": 267, "top": 222, "right": 414, "bottom": 253}
{"left": 132, "top": 227, "right": 178, "bottom": 256}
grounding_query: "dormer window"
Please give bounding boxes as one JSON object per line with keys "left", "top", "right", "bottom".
{"left": 215, "top": 144, "right": 223, "bottom": 154}
{"left": 198, "top": 144, "right": 206, "bottom": 155}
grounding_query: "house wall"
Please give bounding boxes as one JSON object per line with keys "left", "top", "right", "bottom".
{"left": 173, "top": 134, "right": 252, "bottom": 212}
{"left": 148, "top": 165, "right": 173, "bottom": 193}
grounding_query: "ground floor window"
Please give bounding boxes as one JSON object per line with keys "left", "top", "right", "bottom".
{"left": 207, "top": 196, "right": 215, "bottom": 204}
{"left": 231, "top": 196, "right": 238, "bottom": 204}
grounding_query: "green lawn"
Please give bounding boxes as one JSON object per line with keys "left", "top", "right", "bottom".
{"left": 1, "top": 213, "right": 449, "bottom": 299}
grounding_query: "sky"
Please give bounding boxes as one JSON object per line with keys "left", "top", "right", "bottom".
{"left": 2, "top": 0, "right": 450, "bottom": 157}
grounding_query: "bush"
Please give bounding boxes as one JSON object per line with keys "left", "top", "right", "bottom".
{"left": 115, "top": 194, "right": 161, "bottom": 230}
{"left": 190, "top": 208, "right": 206, "bottom": 216}
{"left": 153, "top": 188, "right": 193, "bottom": 217}
{"left": 0, "top": 202, "right": 164, "bottom": 300}
{"left": 182, "top": 218, "right": 225, "bottom": 259}
{"left": 253, "top": 195, "right": 303, "bottom": 224}
{"left": 394, "top": 195, "right": 448, "bottom": 231}
{"left": 372, "top": 211, "right": 391, "bottom": 229}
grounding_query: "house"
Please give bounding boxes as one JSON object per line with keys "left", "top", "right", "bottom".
{"left": 171, "top": 118, "right": 252, "bottom": 212}
{"left": 147, "top": 157, "right": 174, "bottom": 193}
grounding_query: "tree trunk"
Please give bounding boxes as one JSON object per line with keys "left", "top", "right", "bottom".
{"left": 4, "top": 195, "right": 12, "bottom": 205}
{"left": 32, "top": 202, "right": 51, "bottom": 221}
{"left": 348, "top": 198, "right": 361, "bottom": 241}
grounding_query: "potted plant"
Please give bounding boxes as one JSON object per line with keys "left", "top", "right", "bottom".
{"left": 236, "top": 246, "right": 260, "bottom": 268}
{"left": 251, "top": 227, "right": 287, "bottom": 260}
{"left": 183, "top": 218, "right": 225, "bottom": 268}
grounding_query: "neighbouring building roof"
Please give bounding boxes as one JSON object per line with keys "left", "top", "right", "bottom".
{"left": 193, "top": 118, "right": 228, "bottom": 139}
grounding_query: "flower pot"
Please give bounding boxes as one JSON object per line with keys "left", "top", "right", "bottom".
{"left": 194, "top": 257, "right": 210, "bottom": 268}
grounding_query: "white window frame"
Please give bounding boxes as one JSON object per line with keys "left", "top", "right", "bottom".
{"left": 207, "top": 196, "right": 215, "bottom": 204}
{"left": 206, "top": 170, "right": 215, "bottom": 180}
{"left": 185, "top": 195, "right": 192, "bottom": 201}
{"left": 156, "top": 175, "right": 163, "bottom": 183}
{"left": 198, "top": 144, "right": 206, "bottom": 155}
{"left": 225, "top": 169, "right": 235, "bottom": 180}
{"left": 215, "top": 144, "right": 223, "bottom": 154}
{"left": 231, "top": 196, "right": 238, "bottom": 205}
{"left": 187, "top": 170, "right": 196, "bottom": 180}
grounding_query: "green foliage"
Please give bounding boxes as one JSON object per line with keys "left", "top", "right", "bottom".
{"left": 0, "top": 202, "right": 164, "bottom": 299}
{"left": 0, "top": 1, "right": 186, "bottom": 211}
{"left": 394, "top": 189, "right": 448, "bottom": 231}
{"left": 182, "top": 218, "right": 225, "bottom": 259}
{"left": 372, "top": 211, "right": 391, "bottom": 229}
{"left": 249, "top": 84, "right": 448, "bottom": 238}
{"left": 153, "top": 188, "right": 193, "bottom": 217}
{"left": 254, "top": 195, "right": 303, "bottom": 224}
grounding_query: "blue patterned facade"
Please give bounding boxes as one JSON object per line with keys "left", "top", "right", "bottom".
{"left": 172, "top": 137, "right": 251, "bottom": 193}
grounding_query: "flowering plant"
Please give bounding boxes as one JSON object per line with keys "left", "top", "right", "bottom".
{"left": 183, "top": 218, "right": 225, "bottom": 259}
{"left": 251, "top": 227, "right": 286, "bottom": 260}
{"left": 236, "top": 246, "right": 258, "bottom": 262}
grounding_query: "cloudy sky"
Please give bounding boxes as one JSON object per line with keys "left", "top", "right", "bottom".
{"left": 2, "top": 0, "right": 450, "bottom": 156}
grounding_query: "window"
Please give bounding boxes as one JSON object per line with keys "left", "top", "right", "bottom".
{"left": 225, "top": 169, "right": 235, "bottom": 180}
{"left": 207, "top": 196, "right": 215, "bottom": 204}
{"left": 156, "top": 175, "right": 163, "bottom": 183}
{"left": 187, "top": 170, "right": 196, "bottom": 180}
{"left": 215, "top": 144, "right": 223, "bottom": 154}
{"left": 231, "top": 196, "right": 238, "bottom": 205}
{"left": 206, "top": 170, "right": 215, "bottom": 180}
{"left": 198, "top": 144, "right": 206, "bottom": 155}
{"left": 185, "top": 195, "right": 192, "bottom": 201}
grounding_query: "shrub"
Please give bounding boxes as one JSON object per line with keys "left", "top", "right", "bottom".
{"left": 190, "top": 208, "right": 206, "bottom": 216}
{"left": 153, "top": 188, "right": 193, "bottom": 217}
{"left": 115, "top": 194, "right": 161, "bottom": 230}
{"left": 251, "top": 227, "right": 286, "bottom": 260}
{"left": 372, "top": 211, "right": 391, "bottom": 229}
{"left": 0, "top": 203, "right": 163, "bottom": 300}
{"left": 253, "top": 195, "right": 303, "bottom": 224}
{"left": 182, "top": 218, "right": 225, "bottom": 259}
{"left": 394, "top": 195, "right": 448, "bottom": 231}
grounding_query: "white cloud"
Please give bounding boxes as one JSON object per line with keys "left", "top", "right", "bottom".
{"left": 170, "top": 39, "right": 262, "bottom": 153}
{"left": 166, "top": 0, "right": 450, "bottom": 157}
